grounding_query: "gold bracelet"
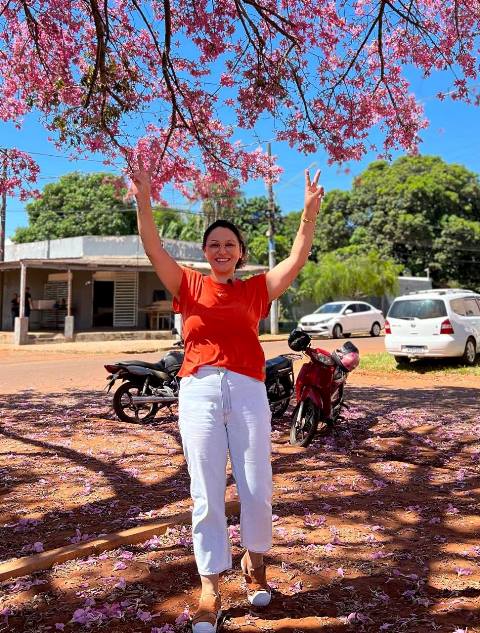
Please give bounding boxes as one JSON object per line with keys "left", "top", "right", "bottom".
{"left": 302, "top": 216, "right": 316, "bottom": 223}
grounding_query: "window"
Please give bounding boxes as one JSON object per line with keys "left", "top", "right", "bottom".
{"left": 344, "top": 304, "right": 356, "bottom": 313}
{"left": 464, "top": 298, "right": 480, "bottom": 317}
{"left": 314, "top": 303, "right": 345, "bottom": 314}
{"left": 388, "top": 299, "right": 447, "bottom": 320}
{"left": 450, "top": 299, "right": 466, "bottom": 316}
{"left": 356, "top": 303, "right": 371, "bottom": 312}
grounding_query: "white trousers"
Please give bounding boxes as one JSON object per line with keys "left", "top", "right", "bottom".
{"left": 178, "top": 366, "right": 273, "bottom": 576}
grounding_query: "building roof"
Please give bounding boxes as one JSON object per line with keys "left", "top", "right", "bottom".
{"left": 0, "top": 256, "right": 267, "bottom": 275}
{"left": 1, "top": 235, "right": 267, "bottom": 275}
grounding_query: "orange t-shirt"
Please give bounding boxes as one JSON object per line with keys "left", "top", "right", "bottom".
{"left": 173, "top": 267, "right": 271, "bottom": 381}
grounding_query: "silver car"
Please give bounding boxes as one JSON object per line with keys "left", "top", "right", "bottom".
{"left": 298, "top": 301, "right": 385, "bottom": 339}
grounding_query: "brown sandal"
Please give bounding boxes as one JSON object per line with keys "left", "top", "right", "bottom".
{"left": 241, "top": 554, "right": 272, "bottom": 607}
{"left": 192, "top": 593, "right": 221, "bottom": 633}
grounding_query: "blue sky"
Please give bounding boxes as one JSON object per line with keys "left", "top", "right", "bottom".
{"left": 2, "top": 69, "right": 479, "bottom": 239}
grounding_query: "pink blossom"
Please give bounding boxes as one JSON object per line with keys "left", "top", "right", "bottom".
{"left": 455, "top": 567, "right": 473, "bottom": 577}
{"left": 137, "top": 609, "right": 153, "bottom": 622}
{"left": 175, "top": 607, "right": 191, "bottom": 624}
{"left": 114, "top": 577, "right": 126, "bottom": 590}
{"left": 289, "top": 580, "right": 303, "bottom": 594}
{"left": 113, "top": 561, "right": 127, "bottom": 571}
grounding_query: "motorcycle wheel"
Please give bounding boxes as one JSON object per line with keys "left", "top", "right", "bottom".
{"left": 113, "top": 381, "right": 159, "bottom": 424}
{"left": 268, "top": 378, "right": 292, "bottom": 419}
{"left": 289, "top": 399, "right": 319, "bottom": 447}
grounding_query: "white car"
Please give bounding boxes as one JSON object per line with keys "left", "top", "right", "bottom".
{"left": 297, "top": 301, "right": 385, "bottom": 339}
{"left": 385, "top": 288, "right": 480, "bottom": 366}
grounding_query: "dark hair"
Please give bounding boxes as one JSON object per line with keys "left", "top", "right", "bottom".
{"left": 202, "top": 219, "right": 247, "bottom": 269}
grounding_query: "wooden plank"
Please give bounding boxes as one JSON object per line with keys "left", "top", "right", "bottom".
{"left": 0, "top": 500, "right": 240, "bottom": 582}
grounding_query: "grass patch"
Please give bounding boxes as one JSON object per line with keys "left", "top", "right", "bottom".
{"left": 360, "top": 352, "right": 480, "bottom": 376}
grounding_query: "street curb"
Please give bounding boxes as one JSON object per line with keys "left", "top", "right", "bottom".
{"left": 0, "top": 500, "right": 240, "bottom": 582}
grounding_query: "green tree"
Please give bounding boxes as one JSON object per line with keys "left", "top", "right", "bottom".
{"left": 348, "top": 156, "right": 480, "bottom": 277}
{"left": 313, "top": 189, "right": 353, "bottom": 257}
{"left": 433, "top": 215, "right": 480, "bottom": 291}
{"left": 295, "top": 247, "right": 402, "bottom": 305}
{"left": 12, "top": 172, "right": 137, "bottom": 242}
{"left": 152, "top": 207, "right": 202, "bottom": 241}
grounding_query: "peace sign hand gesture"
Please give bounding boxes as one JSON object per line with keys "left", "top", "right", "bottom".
{"left": 304, "top": 169, "right": 324, "bottom": 220}
{"left": 130, "top": 155, "right": 152, "bottom": 202}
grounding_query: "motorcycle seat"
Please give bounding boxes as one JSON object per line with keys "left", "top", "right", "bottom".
{"left": 117, "top": 360, "right": 164, "bottom": 370}
{"left": 265, "top": 355, "right": 292, "bottom": 373}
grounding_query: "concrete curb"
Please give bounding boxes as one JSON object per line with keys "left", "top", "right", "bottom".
{"left": 0, "top": 500, "right": 240, "bottom": 582}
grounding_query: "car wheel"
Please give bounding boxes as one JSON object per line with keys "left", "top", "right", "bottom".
{"left": 332, "top": 324, "right": 343, "bottom": 339}
{"left": 370, "top": 322, "right": 381, "bottom": 337}
{"left": 394, "top": 355, "right": 410, "bottom": 367}
{"left": 462, "top": 337, "right": 477, "bottom": 366}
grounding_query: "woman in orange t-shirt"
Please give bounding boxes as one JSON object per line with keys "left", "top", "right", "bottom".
{"left": 131, "top": 160, "right": 323, "bottom": 633}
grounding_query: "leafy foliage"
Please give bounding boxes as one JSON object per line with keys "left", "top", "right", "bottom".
{"left": 294, "top": 247, "right": 402, "bottom": 305}
{"left": 12, "top": 173, "right": 136, "bottom": 243}
{"left": 347, "top": 156, "right": 480, "bottom": 284}
{"left": 433, "top": 215, "right": 480, "bottom": 290}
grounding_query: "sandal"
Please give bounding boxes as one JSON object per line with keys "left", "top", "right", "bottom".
{"left": 192, "top": 593, "right": 222, "bottom": 633}
{"left": 240, "top": 554, "right": 271, "bottom": 607}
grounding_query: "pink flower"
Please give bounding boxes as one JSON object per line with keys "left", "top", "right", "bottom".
{"left": 289, "top": 580, "right": 303, "bottom": 594}
{"left": 175, "top": 607, "right": 191, "bottom": 624}
{"left": 113, "top": 561, "right": 127, "bottom": 571}
{"left": 33, "top": 541, "right": 44, "bottom": 552}
{"left": 114, "top": 577, "right": 126, "bottom": 590}
{"left": 137, "top": 609, "right": 153, "bottom": 622}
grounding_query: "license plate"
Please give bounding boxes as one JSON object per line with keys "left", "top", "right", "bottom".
{"left": 403, "top": 346, "right": 426, "bottom": 353}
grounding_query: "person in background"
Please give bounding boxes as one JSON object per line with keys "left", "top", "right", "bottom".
{"left": 24, "top": 287, "right": 33, "bottom": 318}
{"left": 11, "top": 293, "right": 19, "bottom": 328}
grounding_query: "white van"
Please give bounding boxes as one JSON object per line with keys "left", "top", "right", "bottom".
{"left": 385, "top": 289, "right": 480, "bottom": 366}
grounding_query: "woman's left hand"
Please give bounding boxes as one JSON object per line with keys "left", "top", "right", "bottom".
{"left": 304, "top": 169, "right": 324, "bottom": 218}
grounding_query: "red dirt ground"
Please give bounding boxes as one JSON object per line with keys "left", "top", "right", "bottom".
{"left": 1, "top": 369, "right": 479, "bottom": 632}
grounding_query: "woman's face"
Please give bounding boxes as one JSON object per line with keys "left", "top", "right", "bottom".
{"left": 203, "top": 227, "right": 242, "bottom": 275}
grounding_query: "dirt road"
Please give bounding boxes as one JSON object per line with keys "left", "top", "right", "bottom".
{"left": 1, "top": 365, "right": 479, "bottom": 632}
{"left": 0, "top": 336, "right": 386, "bottom": 394}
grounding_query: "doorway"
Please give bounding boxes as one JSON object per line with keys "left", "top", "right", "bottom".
{"left": 93, "top": 281, "right": 114, "bottom": 327}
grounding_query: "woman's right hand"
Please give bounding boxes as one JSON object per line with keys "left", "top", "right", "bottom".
{"left": 130, "top": 156, "right": 151, "bottom": 201}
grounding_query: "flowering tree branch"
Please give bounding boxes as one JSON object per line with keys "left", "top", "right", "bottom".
{"left": 0, "top": 0, "right": 478, "bottom": 199}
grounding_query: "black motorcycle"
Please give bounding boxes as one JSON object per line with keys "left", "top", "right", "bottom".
{"left": 104, "top": 345, "right": 296, "bottom": 424}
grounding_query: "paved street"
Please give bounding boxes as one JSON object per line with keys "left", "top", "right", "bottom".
{"left": 0, "top": 336, "right": 385, "bottom": 394}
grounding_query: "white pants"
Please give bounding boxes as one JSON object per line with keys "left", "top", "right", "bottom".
{"left": 178, "top": 366, "right": 273, "bottom": 576}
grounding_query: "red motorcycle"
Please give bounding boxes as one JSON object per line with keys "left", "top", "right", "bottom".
{"left": 287, "top": 329, "right": 360, "bottom": 447}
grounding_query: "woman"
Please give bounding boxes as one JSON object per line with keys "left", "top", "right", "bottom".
{"left": 131, "top": 160, "right": 323, "bottom": 633}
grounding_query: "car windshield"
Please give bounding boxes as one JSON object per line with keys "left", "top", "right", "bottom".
{"left": 314, "top": 303, "right": 345, "bottom": 314}
{"left": 388, "top": 299, "right": 447, "bottom": 320}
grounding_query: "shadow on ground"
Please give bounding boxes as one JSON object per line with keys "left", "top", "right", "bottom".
{"left": 0, "top": 383, "right": 479, "bottom": 632}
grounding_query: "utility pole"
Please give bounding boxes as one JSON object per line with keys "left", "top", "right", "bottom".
{"left": 0, "top": 158, "right": 5, "bottom": 330}
{"left": 0, "top": 159, "right": 6, "bottom": 262}
{"left": 266, "top": 143, "right": 278, "bottom": 334}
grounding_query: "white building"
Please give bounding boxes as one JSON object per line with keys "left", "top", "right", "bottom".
{"left": 0, "top": 235, "right": 266, "bottom": 344}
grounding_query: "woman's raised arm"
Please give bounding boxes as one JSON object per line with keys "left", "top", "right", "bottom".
{"left": 265, "top": 169, "right": 324, "bottom": 301}
{"left": 131, "top": 158, "right": 184, "bottom": 298}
